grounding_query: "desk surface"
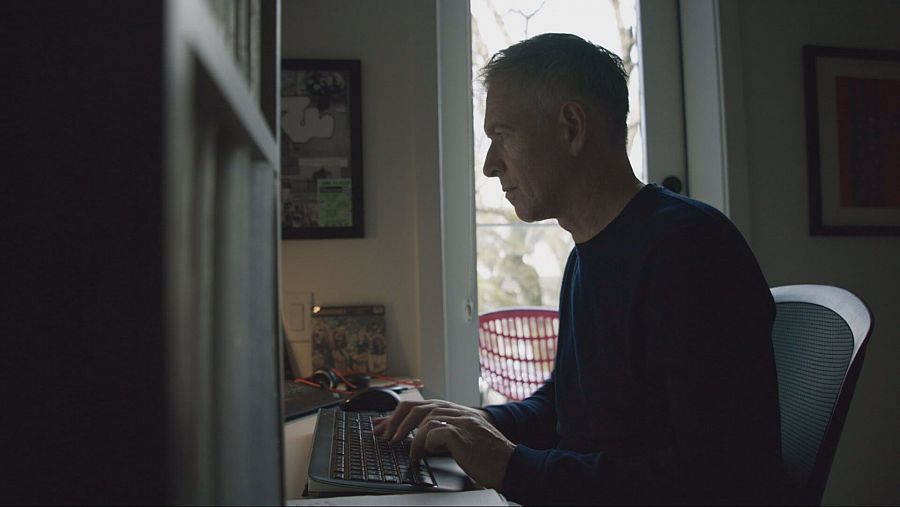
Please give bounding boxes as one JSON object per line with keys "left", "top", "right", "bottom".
{"left": 283, "top": 388, "right": 425, "bottom": 500}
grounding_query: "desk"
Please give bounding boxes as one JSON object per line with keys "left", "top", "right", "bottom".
{"left": 283, "top": 388, "right": 425, "bottom": 500}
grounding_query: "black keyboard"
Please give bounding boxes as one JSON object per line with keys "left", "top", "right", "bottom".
{"left": 331, "top": 411, "right": 437, "bottom": 487}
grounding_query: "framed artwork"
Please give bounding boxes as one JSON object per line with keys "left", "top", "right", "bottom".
{"left": 281, "top": 59, "right": 364, "bottom": 239}
{"left": 803, "top": 45, "right": 900, "bottom": 235}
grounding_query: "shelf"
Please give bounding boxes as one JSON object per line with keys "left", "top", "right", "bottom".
{"left": 171, "top": 0, "right": 278, "bottom": 170}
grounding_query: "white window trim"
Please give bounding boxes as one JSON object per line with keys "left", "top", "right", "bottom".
{"left": 638, "top": 0, "right": 688, "bottom": 189}
{"left": 424, "top": 0, "right": 480, "bottom": 406}
{"left": 679, "top": 0, "right": 752, "bottom": 241}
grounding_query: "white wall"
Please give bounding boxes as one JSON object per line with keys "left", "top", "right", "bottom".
{"left": 280, "top": 0, "right": 440, "bottom": 381}
{"left": 732, "top": 1, "right": 900, "bottom": 503}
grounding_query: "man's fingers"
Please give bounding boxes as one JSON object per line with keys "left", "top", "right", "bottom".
{"left": 374, "top": 400, "right": 419, "bottom": 438}
{"left": 372, "top": 400, "right": 470, "bottom": 442}
{"left": 372, "top": 417, "right": 388, "bottom": 436}
{"left": 391, "top": 403, "right": 435, "bottom": 442}
{"left": 409, "top": 419, "right": 454, "bottom": 461}
{"left": 427, "top": 407, "right": 468, "bottom": 419}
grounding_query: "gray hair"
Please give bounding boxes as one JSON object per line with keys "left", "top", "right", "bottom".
{"left": 480, "top": 33, "right": 629, "bottom": 147}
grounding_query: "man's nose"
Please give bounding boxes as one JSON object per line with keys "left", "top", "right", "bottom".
{"left": 483, "top": 144, "right": 503, "bottom": 178}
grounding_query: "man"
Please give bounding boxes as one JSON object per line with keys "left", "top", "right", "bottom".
{"left": 375, "top": 33, "right": 783, "bottom": 505}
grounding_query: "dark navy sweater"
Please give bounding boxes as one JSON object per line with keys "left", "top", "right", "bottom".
{"left": 484, "top": 184, "right": 783, "bottom": 505}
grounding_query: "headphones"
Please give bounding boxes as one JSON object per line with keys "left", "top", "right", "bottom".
{"left": 310, "top": 368, "right": 340, "bottom": 389}
{"left": 301, "top": 368, "right": 370, "bottom": 392}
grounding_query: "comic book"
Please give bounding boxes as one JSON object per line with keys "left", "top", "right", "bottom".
{"left": 311, "top": 305, "right": 386, "bottom": 374}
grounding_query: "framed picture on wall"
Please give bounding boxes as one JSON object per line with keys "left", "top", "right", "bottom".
{"left": 804, "top": 45, "right": 900, "bottom": 235}
{"left": 281, "top": 59, "right": 364, "bottom": 239}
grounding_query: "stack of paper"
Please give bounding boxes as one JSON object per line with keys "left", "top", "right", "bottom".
{"left": 287, "top": 489, "right": 508, "bottom": 506}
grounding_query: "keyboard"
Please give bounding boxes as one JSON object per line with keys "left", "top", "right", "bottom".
{"left": 332, "top": 410, "right": 436, "bottom": 486}
{"left": 306, "top": 407, "right": 474, "bottom": 495}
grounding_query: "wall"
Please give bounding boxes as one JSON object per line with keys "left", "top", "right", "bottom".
{"left": 733, "top": 0, "right": 900, "bottom": 503}
{"left": 280, "top": 0, "right": 439, "bottom": 379}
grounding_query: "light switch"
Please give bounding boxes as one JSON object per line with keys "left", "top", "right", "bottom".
{"left": 289, "top": 303, "right": 306, "bottom": 331}
{"left": 283, "top": 291, "right": 313, "bottom": 342}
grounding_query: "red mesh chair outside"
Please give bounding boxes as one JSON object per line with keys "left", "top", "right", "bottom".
{"left": 478, "top": 307, "right": 559, "bottom": 401}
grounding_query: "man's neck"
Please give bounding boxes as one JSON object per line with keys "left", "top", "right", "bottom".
{"left": 557, "top": 161, "right": 644, "bottom": 244}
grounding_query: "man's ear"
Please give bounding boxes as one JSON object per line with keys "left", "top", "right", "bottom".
{"left": 559, "top": 102, "right": 587, "bottom": 156}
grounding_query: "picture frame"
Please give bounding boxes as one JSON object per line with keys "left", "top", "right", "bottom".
{"left": 280, "top": 59, "right": 364, "bottom": 239}
{"left": 803, "top": 45, "right": 900, "bottom": 235}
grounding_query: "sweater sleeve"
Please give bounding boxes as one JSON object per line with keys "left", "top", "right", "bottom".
{"left": 498, "top": 222, "right": 783, "bottom": 505}
{"left": 482, "top": 373, "right": 559, "bottom": 450}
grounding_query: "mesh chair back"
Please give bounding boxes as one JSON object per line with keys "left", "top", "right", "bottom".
{"left": 770, "top": 285, "right": 872, "bottom": 505}
{"left": 478, "top": 308, "right": 559, "bottom": 401}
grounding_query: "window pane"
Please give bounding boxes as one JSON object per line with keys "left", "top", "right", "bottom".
{"left": 477, "top": 224, "right": 574, "bottom": 312}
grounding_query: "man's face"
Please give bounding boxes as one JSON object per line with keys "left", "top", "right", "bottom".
{"left": 482, "top": 82, "right": 562, "bottom": 223}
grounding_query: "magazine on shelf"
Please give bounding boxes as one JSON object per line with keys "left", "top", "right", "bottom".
{"left": 311, "top": 305, "right": 387, "bottom": 374}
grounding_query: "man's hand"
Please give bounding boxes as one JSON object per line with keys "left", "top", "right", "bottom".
{"left": 373, "top": 399, "right": 494, "bottom": 442}
{"left": 373, "top": 400, "right": 513, "bottom": 490}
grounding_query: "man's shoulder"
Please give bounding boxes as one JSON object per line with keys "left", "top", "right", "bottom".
{"left": 643, "top": 186, "right": 730, "bottom": 232}
{"left": 577, "top": 186, "right": 746, "bottom": 265}
{"left": 637, "top": 187, "right": 753, "bottom": 265}
{"left": 638, "top": 189, "right": 770, "bottom": 302}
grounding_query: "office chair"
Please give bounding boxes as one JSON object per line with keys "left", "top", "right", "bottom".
{"left": 770, "top": 285, "right": 873, "bottom": 505}
{"left": 478, "top": 308, "right": 559, "bottom": 401}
